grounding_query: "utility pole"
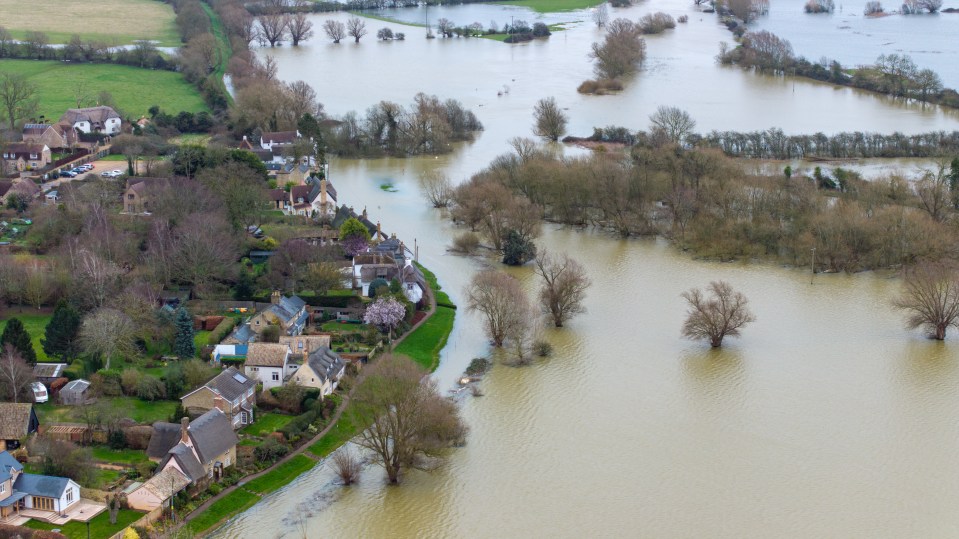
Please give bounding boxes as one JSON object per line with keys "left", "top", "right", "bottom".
{"left": 810, "top": 247, "right": 816, "bottom": 284}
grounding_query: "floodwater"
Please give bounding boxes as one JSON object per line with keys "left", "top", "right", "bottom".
{"left": 752, "top": 0, "right": 959, "bottom": 88}
{"left": 212, "top": 3, "right": 959, "bottom": 537}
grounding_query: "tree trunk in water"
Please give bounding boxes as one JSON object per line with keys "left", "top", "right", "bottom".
{"left": 710, "top": 336, "right": 723, "bottom": 348}
{"left": 935, "top": 324, "right": 947, "bottom": 340}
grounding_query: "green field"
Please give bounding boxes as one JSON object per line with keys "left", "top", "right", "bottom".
{"left": 0, "top": 0, "right": 180, "bottom": 46}
{"left": 243, "top": 454, "right": 316, "bottom": 494}
{"left": 26, "top": 509, "right": 142, "bottom": 539}
{"left": 241, "top": 412, "right": 294, "bottom": 437}
{"left": 0, "top": 60, "right": 207, "bottom": 120}
{"left": 0, "top": 313, "right": 52, "bottom": 362}
{"left": 36, "top": 397, "right": 178, "bottom": 424}
{"left": 90, "top": 446, "right": 150, "bottom": 465}
{"left": 496, "top": 0, "right": 604, "bottom": 12}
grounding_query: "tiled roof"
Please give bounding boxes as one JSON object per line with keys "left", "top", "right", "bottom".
{"left": 290, "top": 185, "right": 310, "bottom": 203}
{"left": 185, "top": 367, "right": 255, "bottom": 403}
{"left": 0, "top": 451, "right": 23, "bottom": 483}
{"left": 306, "top": 347, "right": 345, "bottom": 384}
{"left": 159, "top": 444, "right": 205, "bottom": 482}
{"left": 187, "top": 409, "right": 238, "bottom": 464}
{"left": 261, "top": 131, "right": 298, "bottom": 144}
{"left": 14, "top": 473, "right": 71, "bottom": 499}
{"left": 146, "top": 422, "right": 182, "bottom": 460}
{"left": 245, "top": 343, "right": 289, "bottom": 367}
{"left": 139, "top": 467, "right": 189, "bottom": 499}
{"left": 61, "top": 106, "right": 120, "bottom": 125}
{"left": 0, "top": 403, "right": 34, "bottom": 440}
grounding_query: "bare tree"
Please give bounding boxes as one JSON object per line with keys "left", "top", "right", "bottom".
{"left": 532, "top": 97, "right": 568, "bottom": 142}
{"left": 589, "top": 19, "right": 646, "bottom": 80}
{"left": 0, "top": 73, "right": 39, "bottom": 130}
{"left": 0, "top": 345, "right": 35, "bottom": 403}
{"left": 912, "top": 68, "right": 943, "bottom": 102}
{"left": 80, "top": 308, "right": 138, "bottom": 370}
{"left": 323, "top": 20, "right": 346, "bottom": 43}
{"left": 347, "top": 16, "right": 368, "bottom": 43}
{"left": 64, "top": 245, "right": 123, "bottom": 310}
{"left": 681, "top": 281, "right": 756, "bottom": 348}
{"left": 419, "top": 170, "right": 454, "bottom": 208}
{"left": 258, "top": 9, "right": 289, "bottom": 47}
{"left": 593, "top": 3, "right": 609, "bottom": 27}
{"left": 331, "top": 447, "right": 362, "bottom": 485}
{"left": 172, "top": 213, "right": 240, "bottom": 296}
{"left": 534, "top": 249, "right": 591, "bottom": 328}
{"left": 351, "top": 356, "right": 467, "bottom": 484}
{"left": 72, "top": 81, "right": 91, "bottom": 108}
{"left": 466, "top": 270, "right": 531, "bottom": 347}
{"left": 288, "top": 0, "right": 314, "bottom": 46}
{"left": 436, "top": 18, "right": 455, "bottom": 38}
{"left": 649, "top": 105, "right": 696, "bottom": 146}
{"left": 914, "top": 164, "right": 951, "bottom": 222}
{"left": 894, "top": 261, "right": 959, "bottom": 340}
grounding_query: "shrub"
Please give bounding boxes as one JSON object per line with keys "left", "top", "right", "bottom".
{"left": 804, "top": 0, "right": 835, "bottom": 12}
{"left": 678, "top": 14, "right": 689, "bottom": 23}
{"left": 465, "top": 357, "right": 490, "bottom": 376}
{"left": 577, "top": 78, "right": 624, "bottom": 95}
{"left": 120, "top": 369, "right": 140, "bottom": 396}
{"left": 108, "top": 429, "right": 127, "bottom": 450}
{"left": 207, "top": 317, "right": 238, "bottom": 345}
{"left": 452, "top": 231, "right": 480, "bottom": 254}
{"left": 864, "top": 0, "right": 883, "bottom": 13}
{"left": 367, "top": 278, "right": 389, "bottom": 298}
{"left": 638, "top": 12, "right": 676, "bottom": 34}
{"left": 262, "top": 325, "right": 280, "bottom": 343}
{"left": 533, "top": 340, "right": 554, "bottom": 357}
{"left": 279, "top": 410, "right": 318, "bottom": 441}
{"left": 531, "top": 22, "right": 551, "bottom": 37}
{"left": 92, "top": 370, "right": 123, "bottom": 397}
{"left": 254, "top": 437, "right": 290, "bottom": 463}
{"left": 136, "top": 376, "right": 166, "bottom": 401}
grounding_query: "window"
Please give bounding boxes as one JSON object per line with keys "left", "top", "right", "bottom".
{"left": 251, "top": 367, "right": 258, "bottom": 372}
{"left": 297, "top": 341, "right": 304, "bottom": 350}
{"left": 65, "top": 489, "right": 73, "bottom": 503}
{"left": 272, "top": 372, "right": 279, "bottom": 381}
{"left": 30, "top": 154, "right": 38, "bottom": 159}
{"left": 0, "top": 483, "right": 6, "bottom": 493}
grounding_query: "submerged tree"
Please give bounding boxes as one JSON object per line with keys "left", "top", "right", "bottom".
{"left": 466, "top": 270, "right": 531, "bottom": 347}
{"left": 532, "top": 97, "right": 568, "bottom": 142}
{"left": 589, "top": 18, "right": 646, "bottom": 80}
{"left": 347, "top": 16, "right": 368, "bottom": 43}
{"left": 352, "top": 356, "right": 467, "bottom": 484}
{"left": 681, "top": 281, "right": 756, "bottom": 348}
{"left": 894, "top": 261, "right": 959, "bottom": 340}
{"left": 534, "top": 249, "right": 591, "bottom": 328}
{"left": 323, "top": 20, "right": 346, "bottom": 43}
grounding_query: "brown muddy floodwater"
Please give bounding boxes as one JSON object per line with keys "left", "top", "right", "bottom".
{"left": 212, "top": 4, "right": 959, "bottom": 537}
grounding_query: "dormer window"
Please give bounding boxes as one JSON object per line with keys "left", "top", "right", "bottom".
{"left": 30, "top": 153, "right": 38, "bottom": 159}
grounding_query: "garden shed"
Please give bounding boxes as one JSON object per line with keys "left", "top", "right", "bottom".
{"left": 59, "top": 379, "right": 95, "bottom": 406}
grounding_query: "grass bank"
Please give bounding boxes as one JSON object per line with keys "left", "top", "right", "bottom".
{"left": 394, "top": 307, "right": 455, "bottom": 371}
{"left": 187, "top": 489, "right": 260, "bottom": 536}
{"left": 0, "top": 0, "right": 180, "bottom": 46}
{"left": 496, "top": 0, "right": 604, "bottom": 12}
{"left": 201, "top": 2, "right": 234, "bottom": 105}
{"left": 26, "top": 509, "right": 142, "bottom": 539}
{"left": 0, "top": 313, "right": 51, "bottom": 362}
{"left": 0, "top": 60, "right": 208, "bottom": 119}
{"left": 242, "top": 454, "right": 316, "bottom": 494}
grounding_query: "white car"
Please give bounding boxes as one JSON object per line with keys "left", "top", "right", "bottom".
{"left": 31, "top": 382, "right": 48, "bottom": 403}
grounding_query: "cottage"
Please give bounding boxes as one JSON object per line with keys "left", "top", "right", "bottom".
{"left": 155, "top": 410, "right": 238, "bottom": 487}
{"left": 59, "top": 379, "right": 93, "bottom": 406}
{"left": 21, "top": 122, "right": 77, "bottom": 149}
{"left": 0, "top": 404, "right": 39, "bottom": 451}
{"left": 223, "top": 323, "right": 256, "bottom": 345}
{"left": 352, "top": 253, "right": 399, "bottom": 296}
{"left": 266, "top": 188, "right": 286, "bottom": 210}
{"left": 288, "top": 347, "right": 345, "bottom": 397}
{"left": 248, "top": 293, "right": 308, "bottom": 337}
{"left": 180, "top": 367, "right": 257, "bottom": 429}
{"left": 1, "top": 143, "right": 51, "bottom": 173}
{"left": 0, "top": 451, "right": 91, "bottom": 522}
{"left": 123, "top": 178, "right": 169, "bottom": 214}
{"left": 60, "top": 106, "right": 122, "bottom": 134}
{"left": 279, "top": 334, "right": 331, "bottom": 357}
{"left": 259, "top": 130, "right": 300, "bottom": 152}
{"left": 243, "top": 343, "right": 291, "bottom": 390}
{"left": 126, "top": 467, "right": 190, "bottom": 512}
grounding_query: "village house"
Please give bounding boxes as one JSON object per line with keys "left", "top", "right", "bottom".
{"left": 1, "top": 143, "right": 51, "bottom": 173}
{"left": 288, "top": 347, "right": 346, "bottom": 397}
{"left": 259, "top": 130, "right": 300, "bottom": 153}
{"left": 352, "top": 253, "right": 399, "bottom": 296}
{"left": 223, "top": 323, "right": 257, "bottom": 345}
{"left": 21, "top": 122, "right": 78, "bottom": 150}
{"left": 0, "top": 404, "right": 39, "bottom": 451}
{"left": 60, "top": 106, "right": 122, "bottom": 135}
{"left": 0, "top": 450, "right": 97, "bottom": 524}
{"left": 243, "top": 343, "right": 292, "bottom": 391}
{"left": 154, "top": 410, "right": 238, "bottom": 488}
{"left": 1, "top": 179, "right": 41, "bottom": 205}
{"left": 180, "top": 367, "right": 257, "bottom": 429}
{"left": 123, "top": 177, "right": 169, "bottom": 214}
{"left": 125, "top": 466, "right": 190, "bottom": 512}
{"left": 279, "top": 334, "right": 331, "bottom": 358}
{"left": 248, "top": 293, "right": 308, "bottom": 337}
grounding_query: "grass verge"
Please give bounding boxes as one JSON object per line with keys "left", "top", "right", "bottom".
{"left": 394, "top": 307, "right": 455, "bottom": 371}
{"left": 187, "top": 489, "right": 260, "bottom": 536}
{"left": 26, "top": 509, "right": 142, "bottom": 539}
{"left": 242, "top": 454, "right": 316, "bottom": 495}
{"left": 0, "top": 60, "right": 208, "bottom": 119}
{"left": 308, "top": 409, "right": 361, "bottom": 458}
{"left": 0, "top": 312, "right": 52, "bottom": 362}
{"left": 201, "top": 2, "right": 234, "bottom": 106}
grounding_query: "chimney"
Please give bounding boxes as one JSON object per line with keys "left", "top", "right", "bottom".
{"left": 180, "top": 417, "right": 190, "bottom": 444}
{"left": 271, "top": 290, "right": 281, "bottom": 304}
{"left": 320, "top": 178, "right": 327, "bottom": 205}
{"left": 362, "top": 207, "right": 368, "bottom": 219}
{"left": 376, "top": 221, "right": 381, "bottom": 237}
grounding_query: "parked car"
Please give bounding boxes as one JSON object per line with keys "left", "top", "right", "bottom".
{"left": 31, "top": 382, "right": 48, "bottom": 403}
{"left": 100, "top": 170, "right": 114, "bottom": 177}
{"left": 77, "top": 164, "right": 93, "bottom": 171}
{"left": 60, "top": 170, "right": 77, "bottom": 177}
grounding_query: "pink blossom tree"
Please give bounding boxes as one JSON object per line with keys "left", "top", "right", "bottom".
{"left": 364, "top": 297, "right": 407, "bottom": 342}
{"left": 342, "top": 235, "right": 369, "bottom": 257}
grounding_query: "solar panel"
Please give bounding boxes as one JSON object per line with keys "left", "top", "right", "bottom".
{"left": 233, "top": 373, "right": 248, "bottom": 383}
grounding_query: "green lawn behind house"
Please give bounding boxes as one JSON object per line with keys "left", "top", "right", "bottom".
{"left": 241, "top": 412, "right": 294, "bottom": 437}
{"left": 0, "top": 60, "right": 207, "bottom": 120}
{"left": 0, "top": 313, "right": 52, "bottom": 362}
{"left": 90, "top": 446, "right": 150, "bottom": 465}
{"left": 35, "top": 397, "right": 178, "bottom": 424}
{"left": 26, "top": 509, "right": 142, "bottom": 539}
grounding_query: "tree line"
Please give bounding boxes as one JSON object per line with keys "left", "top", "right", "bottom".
{"left": 718, "top": 30, "right": 959, "bottom": 109}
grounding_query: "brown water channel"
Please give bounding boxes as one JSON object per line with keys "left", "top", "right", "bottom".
{"left": 212, "top": 5, "right": 959, "bottom": 537}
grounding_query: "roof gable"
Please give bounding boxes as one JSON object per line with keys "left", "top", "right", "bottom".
{"left": 187, "top": 409, "right": 238, "bottom": 464}
{"left": 305, "top": 347, "right": 345, "bottom": 384}
{"left": 14, "top": 473, "right": 71, "bottom": 498}
{"left": 189, "top": 367, "right": 256, "bottom": 403}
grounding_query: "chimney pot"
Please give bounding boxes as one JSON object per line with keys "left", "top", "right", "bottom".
{"left": 180, "top": 417, "right": 190, "bottom": 443}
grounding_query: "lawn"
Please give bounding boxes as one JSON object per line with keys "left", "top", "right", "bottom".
{"left": 0, "top": 312, "right": 52, "bottom": 362}
{"left": 35, "top": 397, "right": 178, "bottom": 424}
{"left": 90, "top": 446, "right": 150, "bottom": 465}
{"left": 0, "top": 0, "right": 180, "bottom": 46}
{"left": 496, "top": 0, "right": 604, "bottom": 12}
{"left": 187, "top": 488, "right": 260, "bottom": 536}
{"left": 415, "top": 262, "right": 453, "bottom": 306}
{"left": 394, "top": 306, "right": 455, "bottom": 371}
{"left": 308, "top": 408, "right": 361, "bottom": 458}
{"left": 240, "top": 412, "right": 293, "bottom": 437}
{"left": 242, "top": 454, "right": 316, "bottom": 495}
{"left": 97, "top": 154, "right": 128, "bottom": 161}
{"left": 0, "top": 60, "right": 207, "bottom": 120}
{"left": 26, "top": 509, "right": 143, "bottom": 539}
{"left": 194, "top": 330, "right": 212, "bottom": 356}
{"left": 93, "top": 467, "right": 124, "bottom": 489}
{"left": 321, "top": 320, "right": 367, "bottom": 332}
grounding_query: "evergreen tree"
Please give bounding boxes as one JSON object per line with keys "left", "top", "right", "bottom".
{"left": 502, "top": 230, "right": 537, "bottom": 266}
{"left": 1, "top": 318, "right": 36, "bottom": 364}
{"left": 42, "top": 300, "right": 82, "bottom": 360}
{"left": 173, "top": 308, "right": 196, "bottom": 359}
{"left": 234, "top": 270, "right": 255, "bottom": 301}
